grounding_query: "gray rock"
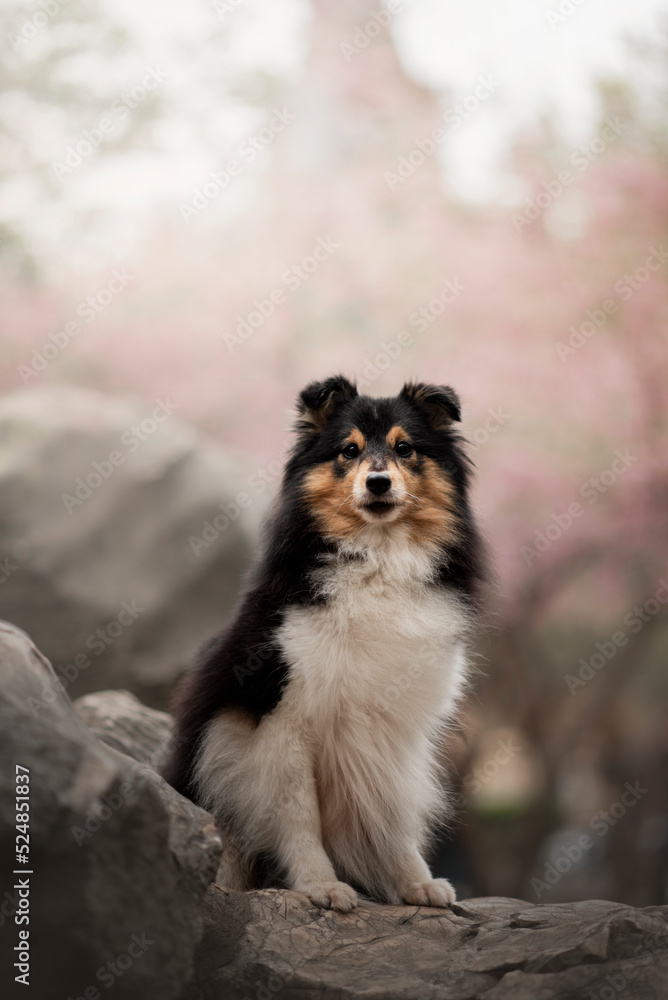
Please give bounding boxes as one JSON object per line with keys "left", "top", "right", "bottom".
{"left": 74, "top": 689, "right": 175, "bottom": 769}
{"left": 184, "top": 889, "right": 668, "bottom": 999}
{"left": 4, "top": 622, "right": 667, "bottom": 1000}
{"left": 73, "top": 688, "right": 247, "bottom": 893}
{"left": 0, "top": 386, "right": 264, "bottom": 707}
{"left": 0, "top": 621, "right": 221, "bottom": 1000}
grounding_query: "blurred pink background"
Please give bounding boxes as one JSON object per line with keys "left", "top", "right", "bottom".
{"left": 1, "top": 0, "right": 666, "bottom": 905}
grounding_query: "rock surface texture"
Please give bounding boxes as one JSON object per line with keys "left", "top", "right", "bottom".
{"left": 0, "top": 386, "right": 261, "bottom": 706}
{"left": 1, "top": 622, "right": 667, "bottom": 999}
{"left": 0, "top": 621, "right": 221, "bottom": 1000}
{"left": 186, "top": 888, "right": 668, "bottom": 999}
{"left": 75, "top": 688, "right": 175, "bottom": 769}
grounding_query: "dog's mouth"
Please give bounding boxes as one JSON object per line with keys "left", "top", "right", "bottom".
{"left": 360, "top": 500, "right": 399, "bottom": 516}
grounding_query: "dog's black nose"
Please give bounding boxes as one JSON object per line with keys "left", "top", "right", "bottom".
{"left": 366, "top": 473, "right": 392, "bottom": 496}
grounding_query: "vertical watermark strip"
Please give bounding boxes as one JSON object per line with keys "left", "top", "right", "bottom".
{"left": 13, "top": 764, "right": 32, "bottom": 987}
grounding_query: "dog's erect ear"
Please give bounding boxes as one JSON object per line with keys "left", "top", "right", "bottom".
{"left": 400, "top": 382, "right": 461, "bottom": 429}
{"left": 296, "top": 375, "right": 358, "bottom": 436}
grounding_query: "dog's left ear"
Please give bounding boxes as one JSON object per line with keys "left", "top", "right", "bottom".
{"left": 296, "top": 375, "right": 358, "bottom": 436}
{"left": 400, "top": 382, "right": 461, "bottom": 429}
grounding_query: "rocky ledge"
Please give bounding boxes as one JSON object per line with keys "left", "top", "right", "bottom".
{"left": 1, "top": 621, "right": 667, "bottom": 1000}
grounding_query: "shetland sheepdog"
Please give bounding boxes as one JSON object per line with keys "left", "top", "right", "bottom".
{"left": 164, "top": 376, "right": 484, "bottom": 911}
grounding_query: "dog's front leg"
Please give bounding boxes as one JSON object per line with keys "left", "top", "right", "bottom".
{"left": 391, "top": 842, "right": 456, "bottom": 908}
{"left": 268, "top": 740, "right": 358, "bottom": 913}
{"left": 198, "top": 708, "right": 357, "bottom": 912}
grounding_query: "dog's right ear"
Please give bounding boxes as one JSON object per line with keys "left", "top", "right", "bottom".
{"left": 400, "top": 382, "right": 461, "bottom": 429}
{"left": 295, "top": 375, "right": 358, "bottom": 436}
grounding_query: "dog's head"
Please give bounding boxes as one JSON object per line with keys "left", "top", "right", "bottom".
{"left": 289, "top": 375, "right": 471, "bottom": 547}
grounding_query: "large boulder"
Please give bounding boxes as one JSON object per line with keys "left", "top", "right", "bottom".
{"left": 72, "top": 677, "right": 668, "bottom": 1000}
{"left": 0, "top": 621, "right": 222, "bottom": 1000}
{"left": 0, "top": 386, "right": 267, "bottom": 707}
{"left": 186, "top": 889, "right": 668, "bottom": 999}
{"left": 3, "top": 621, "right": 668, "bottom": 1000}
{"left": 74, "top": 688, "right": 174, "bottom": 770}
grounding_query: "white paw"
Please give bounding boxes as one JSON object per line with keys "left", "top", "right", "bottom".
{"left": 299, "top": 880, "right": 358, "bottom": 912}
{"left": 401, "top": 878, "right": 456, "bottom": 908}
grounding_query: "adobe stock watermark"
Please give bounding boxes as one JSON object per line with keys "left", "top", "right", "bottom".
{"left": 556, "top": 245, "right": 668, "bottom": 361}
{"left": 339, "top": 0, "right": 412, "bottom": 63}
{"left": 9, "top": 0, "right": 72, "bottom": 52}
{"left": 511, "top": 117, "right": 628, "bottom": 233}
{"left": 357, "top": 277, "right": 465, "bottom": 390}
{"left": 27, "top": 600, "right": 145, "bottom": 718}
{"left": 565, "top": 579, "right": 668, "bottom": 694}
{"left": 407, "top": 278, "right": 466, "bottom": 331}
{"left": 545, "top": 0, "right": 589, "bottom": 31}
{"left": 468, "top": 407, "right": 510, "bottom": 452}
{"left": 585, "top": 943, "right": 657, "bottom": 1000}
{"left": 70, "top": 769, "right": 152, "bottom": 847}
{"left": 213, "top": 0, "right": 245, "bottom": 18}
{"left": 189, "top": 460, "right": 283, "bottom": 556}
{"left": 65, "top": 932, "right": 154, "bottom": 998}
{"left": 52, "top": 67, "right": 168, "bottom": 180}
{"left": 17, "top": 269, "right": 135, "bottom": 385}
{"left": 530, "top": 780, "right": 648, "bottom": 898}
{"left": 0, "top": 541, "right": 33, "bottom": 588}
{"left": 452, "top": 736, "right": 523, "bottom": 809}
{"left": 385, "top": 75, "right": 500, "bottom": 191}
{"left": 61, "top": 397, "right": 179, "bottom": 514}
{"left": 0, "top": 556, "right": 20, "bottom": 585}
{"left": 223, "top": 236, "right": 339, "bottom": 353}
{"left": 241, "top": 967, "right": 294, "bottom": 1000}
{"left": 370, "top": 639, "right": 451, "bottom": 715}
{"left": 356, "top": 333, "right": 414, "bottom": 390}
{"left": 233, "top": 643, "right": 274, "bottom": 688}
{"left": 521, "top": 449, "right": 637, "bottom": 565}
{"left": 179, "top": 107, "right": 295, "bottom": 223}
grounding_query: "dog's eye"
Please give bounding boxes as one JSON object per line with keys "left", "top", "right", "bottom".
{"left": 341, "top": 443, "right": 360, "bottom": 459}
{"left": 395, "top": 441, "right": 413, "bottom": 457}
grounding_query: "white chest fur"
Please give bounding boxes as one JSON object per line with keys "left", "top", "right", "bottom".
{"left": 276, "top": 528, "right": 470, "bottom": 735}
{"left": 196, "top": 528, "right": 473, "bottom": 898}
{"left": 271, "top": 529, "right": 471, "bottom": 888}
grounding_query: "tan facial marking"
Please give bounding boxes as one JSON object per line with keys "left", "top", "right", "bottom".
{"left": 386, "top": 425, "right": 411, "bottom": 450}
{"left": 346, "top": 428, "right": 366, "bottom": 450}
{"left": 397, "top": 457, "right": 460, "bottom": 547}
{"left": 334, "top": 428, "right": 366, "bottom": 475}
{"left": 303, "top": 464, "right": 365, "bottom": 539}
{"left": 304, "top": 436, "right": 460, "bottom": 546}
